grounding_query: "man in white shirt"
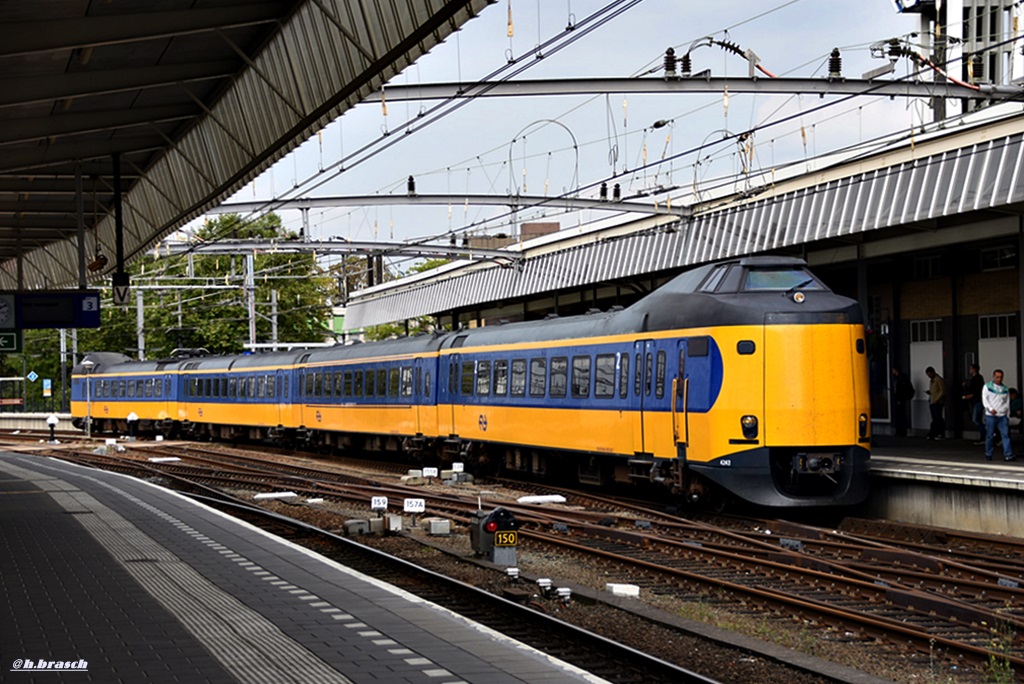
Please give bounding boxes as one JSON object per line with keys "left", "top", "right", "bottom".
{"left": 982, "top": 369, "right": 1015, "bottom": 462}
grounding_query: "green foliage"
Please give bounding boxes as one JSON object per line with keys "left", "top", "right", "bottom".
{"left": 0, "top": 213, "right": 333, "bottom": 408}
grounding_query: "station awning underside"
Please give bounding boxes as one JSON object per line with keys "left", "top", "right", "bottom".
{"left": 344, "top": 108, "right": 1024, "bottom": 330}
{"left": 0, "top": 0, "right": 490, "bottom": 291}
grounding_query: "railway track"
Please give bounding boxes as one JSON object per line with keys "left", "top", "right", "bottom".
{"left": 15, "top": 438, "right": 1019, "bottom": 681}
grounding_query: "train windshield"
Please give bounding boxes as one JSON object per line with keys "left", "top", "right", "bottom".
{"left": 743, "top": 268, "right": 825, "bottom": 292}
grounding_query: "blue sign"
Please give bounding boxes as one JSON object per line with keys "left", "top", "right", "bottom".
{"left": 13, "top": 291, "right": 101, "bottom": 329}
{"left": 27, "top": 371, "right": 38, "bottom": 382}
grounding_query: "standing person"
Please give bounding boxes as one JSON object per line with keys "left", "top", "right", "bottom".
{"left": 925, "top": 366, "right": 946, "bottom": 440}
{"left": 962, "top": 363, "right": 985, "bottom": 445}
{"left": 891, "top": 366, "right": 914, "bottom": 437}
{"left": 982, "top": 369, "right": 1015, "bottom": 461}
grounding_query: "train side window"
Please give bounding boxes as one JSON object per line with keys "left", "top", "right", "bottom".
{"left": 510, "top": 359, "right": 526, "bottom": 397}
{"left": 257, "top": 376, "right": 266, "bottom": 398}
{"left": 140, "top": 379, "right": 148, "bottom": 397}
{"left": 304, "top": 373, "right": 313, "bottom": 398}
{"left": 128, "top": 380, "right": 136, "bottom": 398}
{"left": 645, "top": 353, "right": 653, "bottom": 396}
{"left": 145, "top": 379, "right": 154, "bottom": 397}
{"left": 415, "top": 367, "right": 422, "bottom": 395}
{"left": 365, "top": 369, "right": 375, "bottom": 397}
{"left": 321, "top": 372, "right": 331, "bottom": 397}
{"left": 634, "top": 353, "right": 642, "bottom": 396}
{"left": 619, "top": 353, "right": 629, "bottom": 399}
{"left": 476, "top": 361, "right": 491, "bottom": 396}
{"left": 238, "top": 376, "right": 247, "bottom": 398}
{"left": 493, "top": 360, "right": 508, "bottom": 396}
{"left": 248, "top": 376, "right": 256, "bottom": 399}
{"left": 221, "top": 378, "right": 228, "bottom": 397}
{"left": 268, "top": 376, "right": 277, "bottom": 398}
{"left": 187, "top": 379, "right": 195, "bottom": 398}
{"left": 550, "top": 357, "right": 568, "bottom": 398}
{"left": 354, "top": 370, "right": 363, "bottom": 397}
{"left": 387, "top": 368, "right": 398, "bottom": 398}
{"left": 688, "top": 336, "right": 709, "bottom": 357}
{"left": 401, "top": 367, "right": 413, "bottom": 397}
{"left": 229, "top": 378, "right": 237, "bottom": 397}
{"left": 461, "top": 361, "right": 475, "bottom": 395}
{"left": 313, "top": 372, "right": 322, "bottom": 397}
{"left": 655, "top": 351, "right": 666, "bottom": 399}
{"left": 155, "top": 379, "right": 162, "bottom": 398}
{"left": 529, "top": 358, "right": 546, "bottom": 397}
{"left": 283, "top": 376, "right": 289, "bottom": 399}
{"left": 571, "top": 355, "right": 591, "bottom": 398}
{"left": 595, "top": 354, "right": 615, "bottom": 398}
{"left": 424, "top": 371, "right": 431, "bottom": 396}
{"left": 378, "top": 369, "right": 388, "bottom": 396}
{"left": 343, "top": 371, "right": 353, "bottom": 397}
{"left": 448, "top": 361, "right": 457, "bottom": 394}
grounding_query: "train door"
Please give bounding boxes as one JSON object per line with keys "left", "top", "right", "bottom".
{"left": 673, "top": 341, "right": 689, "bottom": 451}
{"left": 444, "top": 354, "right": 460, "bottom": 435}
{"left": 631, "top": 340, "right": 656, "bottom": 455}
{"left": 276, "top": 369, "right": 289, "bottom": 428}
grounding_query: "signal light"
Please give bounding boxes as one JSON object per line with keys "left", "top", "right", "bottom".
{"left": 485, "top": 520, "right": 499, "bottom": 533}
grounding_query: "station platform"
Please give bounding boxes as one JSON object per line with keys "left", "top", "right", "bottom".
{"left": 862, "top": 434, "right": 1024, "bottom": 536}
{"left": 0, "top": 451, "right": 607, "bottom": 684}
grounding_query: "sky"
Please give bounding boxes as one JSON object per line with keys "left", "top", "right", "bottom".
{"left": 193, "top": 0, "right": 931, "bottom": 273}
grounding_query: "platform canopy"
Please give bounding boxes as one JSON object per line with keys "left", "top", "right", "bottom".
{"left": 0, "top": 0, "right": 491, "bottom": 291}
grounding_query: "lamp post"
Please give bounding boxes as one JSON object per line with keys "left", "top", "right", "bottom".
{"left": 81, "top": 359, "right": 94, "bottom": 439}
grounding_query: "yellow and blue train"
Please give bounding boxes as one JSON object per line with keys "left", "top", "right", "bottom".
{"left": 71, "top": 256, "right": 871, "bottom": 508}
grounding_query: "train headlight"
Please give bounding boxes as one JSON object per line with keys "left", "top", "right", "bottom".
{"left": 741, "top": 415, "right": 758, "bottom": 439}
{"left": 858, "top": 413, "right": 869, "bottom": 438}
{"left": 792, "top": 292, "right": 805, "bottom": 303}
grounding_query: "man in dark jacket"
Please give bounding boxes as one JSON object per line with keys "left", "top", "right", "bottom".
{"left": 891, "top": 366, "right": 914, "bottom": 437}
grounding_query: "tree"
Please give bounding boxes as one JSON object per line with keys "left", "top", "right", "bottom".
{"left": 0, "top": 213, "right": 334, "bottom": 408}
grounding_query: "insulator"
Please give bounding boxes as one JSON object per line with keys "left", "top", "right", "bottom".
{"left": 612, "top": 183, "right": 621, "bottom": 201}
{"left": 828, "top": 48, "right": 842, "bottom": 79}
{"left": 599, "top": 182, "right": 608, "bottom": 200}
{"left": 407, "top": 175, "right": 415, "bottom": 195}
{"left": 663, "top": 47, "right": 676, "bottom": 76}
{"left": 681, "top": 52, "right": 692, "bottom": 76}
{"left": 887, "top": 38, "right": 902, "bottom": 59}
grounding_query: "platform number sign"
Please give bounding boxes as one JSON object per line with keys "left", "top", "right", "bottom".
{"left": 370, "top": 496, "right": 388, "bottom": 512}
{"left": 403, "top": 498, "right": 426, "bottom": 513}
{"left": 422, "top": 467, "right": 438, "bottom": 479}
{"left": 452, "top": 462, "right": 464, "bottom": 473}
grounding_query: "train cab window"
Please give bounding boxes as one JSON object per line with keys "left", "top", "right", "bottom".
{"left": 595, "top": 354, "right": 615, "bottom": 398}
{"left": 510, "top": 359, "right": 526, "bottom": 397}
{"left": 267, "top": 376, "right": 276, "bottom": 398}
{"left": 354, "top": 370, "right": 363, "bottom": 397}
{"left": 343, "top": 371, "right": 353, "bottom": 397}
{"left": 388, "top": 368, "right": 400, "bottom": 397}
{"left": 550, "top": 357, "right": 568, "bottom": 398}
{"left": 619, "top": 354, "right": 629, "bottom": 399}
{"left": 655, "top": 351, "right": 666, "bottom": 399}
{"left": 229, "top": 378, "right": 237, "bottom": 397}
{"left": 461, "top": 361, "right": 475, "bottom": 395}
{"left": 365, "top": 369, "right": 375, "bottom": 397}
{"left": 744, "top": 268, "right": 823, "bottom": 292}
{"left": 571, "top": 356, "right": 591, "bottom": 399}
{"left": 257, "top": 376, "right": 266, "bottom": 398}
{"left": 401, "top": 367, "right": 413, "bottom": 397}
{"left": 476, "top": 361, "right": 491, "bottom": 396}
{"left": 699, "top": 266, "right": 728, "bottom": 292}
{"left": 493, "top": 360, "right": 508, "bottom": 396}
{"left": 377, "top": 369, "right": 388, "bottom": 396}
{"left": 529, "top": 358, "right": 547, "bottom": 397}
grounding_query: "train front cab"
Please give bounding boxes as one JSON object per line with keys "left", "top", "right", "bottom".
{"left": 684, "top": 316, "right": 871, "bottom": 508}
